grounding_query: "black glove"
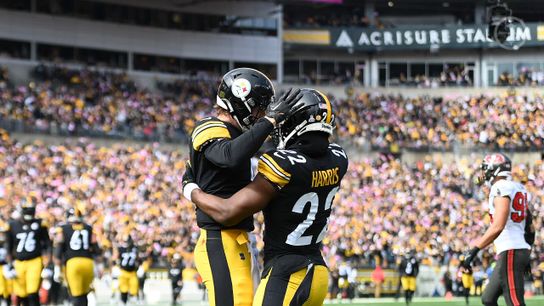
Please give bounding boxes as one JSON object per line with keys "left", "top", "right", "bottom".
{"left": 462, "top": 247, "right": 480, "bottom": 269}
{"left": 265, "top": 88, "right": 304, "bottom": 124}
{"left": 524, "top": 209, "right": 535, "bottom": 246}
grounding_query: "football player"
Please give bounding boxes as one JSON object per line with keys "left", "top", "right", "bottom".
{"left": 168, "top": 253, "right": 185, "bottom": 306}
{"left": 0, "top": 229, "right": 12, "bottom": 306}
{"left": 53, "top": 207, "right": 100, "bottom": 306}
{"left": 462, "top": 154, "right": 534, "bottom": 306}
{"left": 185, "top": 67, "right": 303, "bottom": 306}
{"left": 4, "top": 198, "right": 51, "bottom": 306}
{"left": 184, "top": 88, "right": 348, "bottom": 305}
{"left": 458, "top": 255, "right": 474, "bottom": 305}
{"left": 113, "top": 235, "right": 139, "bottom": 306}
{"left": 399, "top": 250, "right": 419, "bottom": 306}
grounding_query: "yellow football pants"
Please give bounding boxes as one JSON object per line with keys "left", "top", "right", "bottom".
{"left": 194, "top": 229, "right": 253, "bottom": 306}
{"left": 66, "top": 257, "right": 94, "bottom": 297}
{"left": 0, "top": 265, "right": 12, "bottom": 298}
{"left": 253, "top": 265, "right": 329, "bottom": 306}
{"left": 13, "top": 257, "right": 43, "bottom": 298}
{"left": 119, "top": 269, "right": 139, "bottom": 296}
{"left": 401, "top": 276, "right": 416, "bottom": 292}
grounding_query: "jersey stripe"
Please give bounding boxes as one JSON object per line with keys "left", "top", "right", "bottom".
{"left": 192, "top": 122, "right": 231, "bottom": 151}
{"left": 258, "top": 155, "right": 291, "bottom": 188}
{"left": 192, "top": 120, "right": 226, "bottom": 138}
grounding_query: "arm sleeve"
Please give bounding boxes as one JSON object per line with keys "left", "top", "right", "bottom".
{"left": 203, "top": 118, "right": 273, "bottom": 168}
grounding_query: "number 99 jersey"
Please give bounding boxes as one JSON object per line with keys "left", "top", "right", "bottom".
{"left": 488, "top": 179, "right": 531, "bottom": 254}
{"left": 257, "top": 143, "right": 348, "bottom": 264}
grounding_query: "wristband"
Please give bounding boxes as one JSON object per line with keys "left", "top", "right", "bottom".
{"left": 183, "top": 183, "right": 200, "bottom": 202}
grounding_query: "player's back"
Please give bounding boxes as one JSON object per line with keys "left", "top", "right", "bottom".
{"left": 488, "top": 179, "right": 531, "bottom": 254}
{"left": 8, "top": 218, "right": 48, "bottom": 261}
{"left": 258, "top": 143, "right": 348, "bottom": 264}
{"left": 189, "top": 116, "right": 253, "bottom": 231}
{"left": 118, "top": 246, "right": 138, "bottom": 272}
{"left": 59, "top": 222, "right": 94, "bottom": 261}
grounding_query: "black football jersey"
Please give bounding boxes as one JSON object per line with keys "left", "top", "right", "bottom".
{"left": 400, "top": 256, "right": 419, "bottom": 277}
{"left": 0, "top": 243, "right": 7, "bottom": 265}
{"left": 168, "top": 262, "right": 185, "bottom": 283}
{"left": 189, "top": 116, "right": 253, "bottom": 231}
{"left": 118, "top": 246, "right": 139, "bottom": 271}
{"left": 7, "top": 219, "right": 50, "bottom": 261}
{"left": 58, "top": 222, "right": 94, "bottom": 262}
{"left": 258, "top": 143, "right": 348, "bottom": 265}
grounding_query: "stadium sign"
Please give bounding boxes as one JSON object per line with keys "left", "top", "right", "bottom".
{"left": 284, "top": 23, "right": 544, "bottom": 50}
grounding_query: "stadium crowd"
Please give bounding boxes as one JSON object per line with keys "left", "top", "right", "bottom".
{"left": 1, "top": 65, "right": 543, "bottom": 151}
{"left": 335, "top": 91, "right": 544, "bottom": 151}
{"left": 0, "top": 129, "right": 542, "bottom": 285}
{"left": 0, "top": 65, "right": 216, "bottom": 142}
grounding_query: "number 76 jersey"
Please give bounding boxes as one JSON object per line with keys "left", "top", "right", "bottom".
{"left": 257, "top": 143, "right": 348, "bottom": 264}
{"left": 488, "top": 179, "right": 531, "bottom": 254}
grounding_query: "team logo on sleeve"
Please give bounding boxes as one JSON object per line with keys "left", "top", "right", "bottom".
{"left": 231, "top": 78, "right": 251, "bottom": 100}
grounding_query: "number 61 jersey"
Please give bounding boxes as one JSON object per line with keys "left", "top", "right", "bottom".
{"left": 488, "top": 179, "right": 531, "bottom": 254}
{"left": 57, "top": 222, "right": 94, "bottom": 262}
{"left": 257, "top": 143, "right": 348, "bottom": 265}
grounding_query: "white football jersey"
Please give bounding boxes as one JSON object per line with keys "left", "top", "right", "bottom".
{"left": 488, "top": 179, "right": 531, "bottom": 254}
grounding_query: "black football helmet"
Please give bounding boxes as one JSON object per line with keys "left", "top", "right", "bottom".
{"left": 216, "top": 68, "right": 275, "bottom": 130}
{"left": 20, "top": 197, "right": 37, "bottom": 222}
{"left": 476, "top": 153, "right": 512, "bottom": 185}
{"left": 66, "top": 206, "right": 83, "bottom": 223}
{"left": 272, "top": 88, "right": 335, "bottom": 149}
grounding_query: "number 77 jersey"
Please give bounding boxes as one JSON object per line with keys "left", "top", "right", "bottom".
{"left": 257, "top": 143, "right": 348, "bottom": 264}
{"left": 488, "top": 179, "right": 531, "bottom": 254}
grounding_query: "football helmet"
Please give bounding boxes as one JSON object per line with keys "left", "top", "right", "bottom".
{"left": 66, "top": 207, "right": 83, "bottom": 223}
{"left": 477, "top": 153, "right": 512, "bottom": 185}
{"left": 272, "top": 88, "right": 335, "bottom": 149}
{"left": 121, "top": 234, "right": 134, "bottom": 248}
{"left": 20, "top": 197, "right": 37, "bottom": 221}
{"left": 216, "top": 68, "right": 275, "bottom": 130}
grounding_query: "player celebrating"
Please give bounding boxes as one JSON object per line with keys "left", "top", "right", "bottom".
{"left": 53, "top": 207, "right": 100, "bottom": 306}
{"left": 184, "top": 88, "right": 348, "bottom": 305}
{"left": 4, "top": 198, "right": 51, "bottom": 306}
{"left": 114, "top": 235, "right": 139, "bottom": 306}
{"left": 186, "top": 67, "right": 302, "bottom": 306}
{"left": 463, "top": 153, "right": 534, "bottom": 306}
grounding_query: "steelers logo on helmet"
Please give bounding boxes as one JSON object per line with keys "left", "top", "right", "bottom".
{"left": 231, "top": 78, "right": 252, "bottom": 100}
{"left": 216, "top": 68, "right": 274, "bottom": 130}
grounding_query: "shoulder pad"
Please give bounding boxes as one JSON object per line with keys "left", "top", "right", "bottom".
{"left": 40, "top": 219, "right": 49, "bottom": 228}
{"left": 257, "top": 151, "right": 294, "bottom": 189}
{"left": 191, "top": 118, "right": 231, "bottom": 151}
{"left": 490, "top": 180, "right": 516, "bottom": 198}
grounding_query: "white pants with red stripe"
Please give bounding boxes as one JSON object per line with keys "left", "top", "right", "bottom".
{"left": 482, "top": 249, "right": 530, "bottom": 306}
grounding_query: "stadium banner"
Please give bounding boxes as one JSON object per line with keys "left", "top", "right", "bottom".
{"left": 285, "top": 23, "right": 544, "bottom": 50}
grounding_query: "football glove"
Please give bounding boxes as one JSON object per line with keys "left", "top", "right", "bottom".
{"left": 461, "top": 247, "right": 480, "bottom": 269}
{"left": 524, "top": 209, "right": 535, "bottom": 246}
{"left": 265, "top": 88, "right": 305, "bottom": 124}
{"left": 182, "top": 161, "right": 199, "bottom": 202}
{"left": 53, "top": 265, "right": 62, "bottom": 283}
{"left": 41, "top": 267, "right": 53, "bottom": 280}
{"left": 2, "top": 263, "right": 16, "bottom": 279}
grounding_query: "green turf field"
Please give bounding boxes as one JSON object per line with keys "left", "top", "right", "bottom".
{"left": 325, "top": 295, "right": 544, "bottom": 306}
